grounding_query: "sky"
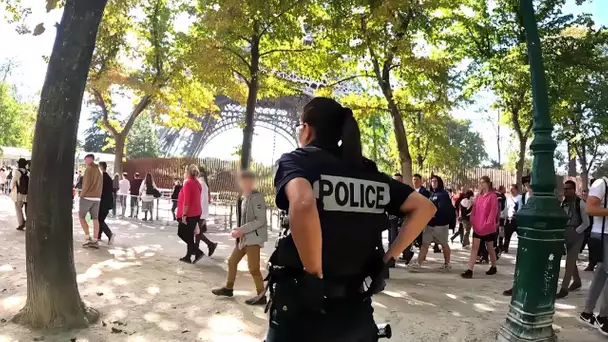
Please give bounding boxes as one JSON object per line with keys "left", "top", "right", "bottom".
{"left": 0, "top": 0, "right": 606, "bottom": 167}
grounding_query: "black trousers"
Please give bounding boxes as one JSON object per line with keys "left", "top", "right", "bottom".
{"left": 177, "top": 217, "right": 201, "bottom": 257}
{"left": 503, "top": 218, "right": 517, "bottom": 253}
{"left": 266, "top": 297, "right": 378, "bottom": 342}
{"left": 97, "top": 207, "right": 113, "bottom": 240}
{"left": 171, "top": 200, "right": 178, "bottom": 220}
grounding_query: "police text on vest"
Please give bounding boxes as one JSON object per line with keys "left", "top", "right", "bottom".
{"left": 313, "top": 175, "right": 390, "bottom": 213}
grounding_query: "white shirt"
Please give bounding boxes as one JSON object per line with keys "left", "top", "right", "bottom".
{"left": 507, "top": 194, "right": 521, "bottom": 219}
{"left": 198, "top": 177, "right": 210, "bottom": 220}
{"left": 589, "top": 178, "right": 608, "bottom": 234}
{"left": 118, "top": 179, "right": 130, "bottom": 195}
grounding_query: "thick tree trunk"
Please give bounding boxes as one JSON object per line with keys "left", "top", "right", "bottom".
{"left": 516, "top": 138, "right": 527, "bottom": 188}
{"left": 113, "top": 134, "right": 125, "bottom": 175}
{"left": 241, "top": 31, "right": 259, "bottom": 170}
{"left": 385, "top": 93, "right": 413, "bottom": 185}
{"left": 567, "top": 142, "right": 577, "bottom": 177}
{"left": 11, "top": 0, "right": 106, "bottom": 329}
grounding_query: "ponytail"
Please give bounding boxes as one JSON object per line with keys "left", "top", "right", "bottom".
{"left": 341, "top": 108, "right": 363, "bottom": 168}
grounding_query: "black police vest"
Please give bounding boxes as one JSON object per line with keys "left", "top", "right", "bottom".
{"left": 276, "top": 147, "right": 390, "bottom": 279}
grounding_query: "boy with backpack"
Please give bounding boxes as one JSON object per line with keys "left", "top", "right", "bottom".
{"left": 11, "top": 158, "right": 29, "bottom": 231}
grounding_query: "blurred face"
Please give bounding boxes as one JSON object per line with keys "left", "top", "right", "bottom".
{"left": 84, "top": 156, "right": 93, "bottom": 166}
{"left": 297, "top": 121, "right": 313, "bottom": 148}
{"left": 430, "top": 178, "right": 438, "bottom": 189}
{"left": 239, "top": 177, "right": 254, "bottom": 193}
{"left": 412, "top": 176, "right": 422, "bottom": 188}
{"left": 564, "top": 183, "right": 576, "bottom": 198}
{"left": 510, "top": 186, "right": 518, "bottom": 197}
{"left": 479, "top": 178, "right": 490, "bottom": 191}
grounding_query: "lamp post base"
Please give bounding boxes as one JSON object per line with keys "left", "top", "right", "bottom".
{"left": 498, "top": 307, "right": 558, "bottom": 342}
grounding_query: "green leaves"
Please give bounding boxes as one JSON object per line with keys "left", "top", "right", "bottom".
{"left": 0, "top": 83, "right": 36, "bottom": 148}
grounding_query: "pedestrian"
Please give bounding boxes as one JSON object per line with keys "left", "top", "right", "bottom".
{"left": 412, "top": 173, "right": 431, "bottom": 249}
{"left": 171, "top": 178, "right": 182, "bottom": 220}
{"left": 130, "top": 172, "right": 143, "bottom": 218}
{"left": 79, "top": 154, "right": 102, "bottom": 248}
{"left": 196, "top": 166, "right": 218, "bottom": 256}
{"left": 556, "top": 180, "right": 589, "bottom": 299}
{"left": 11, "top": 159, "right": 28, "bottom": 231}
{"left": 462, "top": 176, "right": 499, "bottom": 278}
{"left": 176, "top": 164, "right": 203, "bottom": 263}
{"left": 411, "top": 174, "right": 454, "bottom": 272}
{"left": 6, "top": 167, "right": 13, "bottom": 194}
{"left": 0, "top": 167, "right": 6, "bottom": 194}
{"left": 501, "top": 185, "right": 521, "bottom": 253}
{"left": 139, "top": 173, "right": 158, "bottom": 221}
{"left": 212, "top": 170, "right": 268, "bottom": 305}
{"left": 97, "top": 162, "right": 116, "bottom": 245}
{"left": 387, "top": 173, "right": 405, "bottom": 267}
{"left": 118, "top": 172, "right": 130, "bottom": 217}
{"left": 579, "top": 177, "right": 608, "bottom": 336}
{"left": 112, "top": 173, "right": 119, "bottom": 217}
{"left": 452, "top": 190, "right": 474, "bottom": 246}
{"left": 264, "top": 97, "right": 436, "bottom": 341}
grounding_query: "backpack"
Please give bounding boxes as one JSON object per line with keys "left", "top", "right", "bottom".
{"left": 16, "top": 169, "right": 29, "bottom": 195}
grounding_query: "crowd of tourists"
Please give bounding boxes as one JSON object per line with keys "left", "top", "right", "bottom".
{"left": 5, "top": 153, "right": 608, "bottom": 336}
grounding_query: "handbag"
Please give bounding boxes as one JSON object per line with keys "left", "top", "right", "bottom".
{"left": 588, "top": 178, "right": 607, "bottom": 263}
{"left": 152, "top": 188, "right": 161, "bottom": 198}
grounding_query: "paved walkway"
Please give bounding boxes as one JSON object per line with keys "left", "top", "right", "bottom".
{"left": 0, "top": 195, "right": 603, "bottom": 341}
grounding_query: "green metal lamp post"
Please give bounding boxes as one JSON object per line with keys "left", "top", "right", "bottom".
{"left": 497, "top": 0, "right": 568, "bottom": 341}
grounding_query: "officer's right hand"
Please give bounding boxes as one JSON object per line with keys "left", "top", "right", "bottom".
{"left": 299, "top": 271, "right": 324, "bottom": 313}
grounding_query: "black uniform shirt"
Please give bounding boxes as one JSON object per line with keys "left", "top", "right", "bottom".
{"left": 274, "top": 145, "right": 414, "bottom": 277}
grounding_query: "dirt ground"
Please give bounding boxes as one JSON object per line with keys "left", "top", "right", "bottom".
{"left": 0, "top": 195, "right": 603, "bottom": 341}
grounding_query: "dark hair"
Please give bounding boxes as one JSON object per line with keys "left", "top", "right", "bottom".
{"left": 481, "top": 175, "right": 493, "bottom": 190}
{"left": 522, "top": 176, "right": 531, "bottom": 185}
{"left": 240, "top": 170, "right": 255, "bottom": 180}
{"left": 145, "top": 173, "right": 153, "bottom": 189}
{"left": 413, "top": 173, "right": 422, "bottom": 179}
{"left": 393, "top": 173, "right": 403, "bottom": 178}
{"left": 511, "top": 184, "right": 519, "bottom": 190}
{"left": 465, "top": 190, "right": 474, "bottom": 198}
{"left": 430, "top": 175, "right": 444, "bottom": 190}
{"left": 99, "top": 161, "right": 107, "bottom": 170}
{"left": 564, "top": 180, "right": 576, "bottom": 189}
{"left": 302, "top": 97, "right": 363, "bottom": 168}
{"left": 17, "top": 158, "right": 27, "bottom": 168}
{"left": 85, "top": 153, "right": 95, "bottom": 160}
{"left": 134, "top": 172, "right": 140, "bottom": 178}
{"left": 123, "top": 172, "right": 128, "bottom": 178}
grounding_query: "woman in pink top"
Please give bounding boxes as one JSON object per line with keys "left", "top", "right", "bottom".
{"left": 177, "top": 164, "right": 203, "bottom": 264}
{"left": 462, "top": 176, "right": 499, "bottom": 278}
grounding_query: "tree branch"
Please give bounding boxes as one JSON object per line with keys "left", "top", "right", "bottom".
{"left": 259, "top": 0, "right": 304, "bottom": 37}
{"left": 259, "top": 47, "right": 311, "bottom": 57}
{"left": 324, "top": 74, "right": 374, "bottom": 87}
{"left": 123, "top": 95, "right": 153, "bottom": 137}
{"left": 218, "top": 46, "right": 251, "bottom": 70}
{"left": 231, "top": 68, "right": 251, "bottom": 86}
{"left": 92, "top": 89, "right": 119, "bottom": 137}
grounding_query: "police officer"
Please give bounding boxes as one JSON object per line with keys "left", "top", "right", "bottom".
{"left": 266, "top": 97, "right": 437, "bottom": 342}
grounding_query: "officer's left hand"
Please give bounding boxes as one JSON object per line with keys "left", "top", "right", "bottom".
{"left": 231, "top": 228, "right": 243, "bottom": 238}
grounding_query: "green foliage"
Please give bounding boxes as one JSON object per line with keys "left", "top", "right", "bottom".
{"left": 0, "top": 82, "right": 35, "bottom": 148}
{"left": 546, "top": 25, "right": 608, "bottom": 177}
{"left": 126, "top": 114, "right": 159, "bottom": 159}
{"left": 83, "top": 110, "right": 115, "bottom": 153}
{"left": 87, "top": 0, "right": 216, "bottom": 146}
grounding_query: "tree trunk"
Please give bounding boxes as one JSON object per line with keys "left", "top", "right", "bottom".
{"left": 578, "top": 144, "right": 589, "bottom": 191}
{"left": 385, "top": 91, "right": 413, "bottom": 185}
{"left": 240, "top": 29, "right": 259, "bottom": 170}
{"left": 567, "top": 142, "right": 577, "bottom": 177}
{"left": 516, "top": 138, "right": 527, "bottom": 188}
{"left": 113, "top": 134, "right": 125, "bottom": 175}
{"left": 497, "top": 111, "right": 501, "bottom": 165}
{"left": 11, "top": 0, "right": 106, "bottom": 329}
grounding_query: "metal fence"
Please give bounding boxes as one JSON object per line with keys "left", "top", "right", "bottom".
{"left": 125, "top": 157, "right": 528, "bottom": 204}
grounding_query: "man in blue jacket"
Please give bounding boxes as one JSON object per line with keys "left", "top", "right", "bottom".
{"left": 411, "top": 175, "right": 454, "bottom": 271}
